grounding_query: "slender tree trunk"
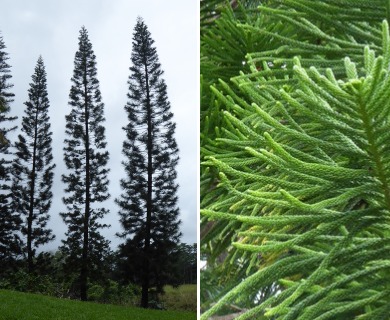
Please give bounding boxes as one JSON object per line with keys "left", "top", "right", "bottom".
{"left": 27, "top": 110, "right": 39, "bottom": 274}
{"left": 80, "top": 77, "right": 90, "bottom": 301}
{"left": 141, "top": 61, "right": 152, "bottom": 309}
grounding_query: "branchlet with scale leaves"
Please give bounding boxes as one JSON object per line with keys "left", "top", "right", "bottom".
{"left": 201, "top": 1, "right": 390, "bottom": 319}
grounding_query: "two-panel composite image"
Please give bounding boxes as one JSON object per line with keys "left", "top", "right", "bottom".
{"left": 2, "top": 1, "right": 390, "bottom": 319}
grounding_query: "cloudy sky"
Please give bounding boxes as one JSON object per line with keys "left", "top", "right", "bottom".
{"left": 0, "top": 0, "right": 198, "bottom": 251}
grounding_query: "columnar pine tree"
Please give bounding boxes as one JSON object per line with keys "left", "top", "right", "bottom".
{"left": 0, "top": 34, "right": 20, "bottom": 270}
{"left": 11, "top": 57, "right": 55, "bottom": 274}
{"left": 61, "top": 27, "right": 111, "bottom": 301}
{"left": 116, "top": 17, "right": 181, "bottom": 308}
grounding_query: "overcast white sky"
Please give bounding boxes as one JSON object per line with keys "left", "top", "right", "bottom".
{"left": 0, "top": 0, "right": 198, "bottom": 251}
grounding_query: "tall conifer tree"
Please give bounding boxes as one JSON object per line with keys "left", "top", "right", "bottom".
{"left": 116, "top": 17, "right": 181, "bottom": 308}
{"left": 0, "top": 34, "right": 20, "bottom": 270}
{"left": 61, "top": 27, "right": 111, "bottom": 301}
{"left": 11, "top": 57, "right": 55, "bottom": 274}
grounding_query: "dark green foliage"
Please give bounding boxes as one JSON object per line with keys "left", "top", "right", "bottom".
{"left": 61, "top": 26, "right": 111, "bottom": 301}
{"left": 172, "top": 243, "right": 197, "bottom": 285}
{"left": 0, "top": 33, "right": 20, "bottom": 272}
{"left": 0, "top": 247, "right": 192, "bottom": 309}
{"left": 115, "top": 235, "right": 144, "bottom": 286}
{"left": 116, "top": 17, "right": 181, "bottom": 308}
{"left": 87, "top": 280, "right": 141, "bottom": 305}
{"left": 11, "top": 57, "right": 55, "bottom": 274}
{"left": 115, "top": 242, "right": 196, "bottom": 298}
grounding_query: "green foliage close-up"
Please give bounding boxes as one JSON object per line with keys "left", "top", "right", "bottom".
{"left": 201, "top": 0, "right": 390, "bottom": 319}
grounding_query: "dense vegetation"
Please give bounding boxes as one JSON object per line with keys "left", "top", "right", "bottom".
{"left": 0, "top": 244, "right": 195, "bottom": 308}
{"left": 201, "top": 0, "right": 390, "bottom": 319}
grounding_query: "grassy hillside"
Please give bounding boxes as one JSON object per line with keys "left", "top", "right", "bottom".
{"left": 0, "top": 289, "right": 196, "bottom": 320}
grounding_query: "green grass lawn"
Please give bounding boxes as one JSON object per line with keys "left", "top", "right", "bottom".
{"left": 0, "top": 289, "right": 196, "bottom": 320}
